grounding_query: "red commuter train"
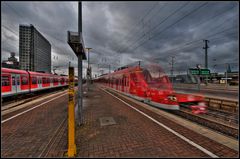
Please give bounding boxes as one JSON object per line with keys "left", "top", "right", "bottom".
{"left": 95, "top": 62, "right": 207, "bottom": 114}
{"left": 1, "top": 68, "right": 69, "bottom": 98}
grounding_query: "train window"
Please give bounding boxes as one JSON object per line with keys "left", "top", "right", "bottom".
{"left": 12, "top": 76, "right": 16, "bottom": 85}
{"left": 32, "top": 77, "right": 37, "bottom": 84}
{"left": 21, "top": 76, "right": 28, "bottom": 85}
{"left": 2, "top": 76, "right": 10, "bottom": 86}
{"left": 47, "top": 78, "right": 50, "bottom": 83}
{"left": 54, "top": 78, "right": 58, "bottom": 83}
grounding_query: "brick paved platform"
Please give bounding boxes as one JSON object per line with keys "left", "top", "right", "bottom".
{"left": 75, "top": 84, "right": 217, "bottom": 157}
{"left": 2, "top": 84, "right": 237, "bottom": 157}
{"left": 1, "top": 90, "right": 69, "bottom": 157}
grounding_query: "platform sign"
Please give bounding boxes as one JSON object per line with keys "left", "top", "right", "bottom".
{"left": 189, "top": 68, "right": 200, "bottom": 75}
{"left": 189, "top": 68, "right": 210, "bottom": 75}
{"left": 200, "top": 69, "right": 210, "bottom": 75}
{"left": 68, "top": 67, "right": 76, "bottom": 157}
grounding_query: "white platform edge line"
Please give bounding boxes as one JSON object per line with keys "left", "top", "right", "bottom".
{"left": 2, "top": 92, "right": 67, "bottom": 124}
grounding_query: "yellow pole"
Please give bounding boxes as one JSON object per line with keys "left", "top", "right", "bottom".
{"left": 68, "top": 67, "right": 76, "bottom": 157}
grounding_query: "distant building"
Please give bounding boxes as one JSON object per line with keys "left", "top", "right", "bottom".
{"left": 19, "top": 24, "right": 51, "bottom": 73}
{"left": 2, "top": 52, "right": 19, "bottom": 69}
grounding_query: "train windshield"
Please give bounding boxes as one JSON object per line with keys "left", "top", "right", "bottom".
{"left": 174, "top": 74, "right": 198, "bottom": 84}
{"left": 142, "top": 68, "right": 172, "bottom": 90}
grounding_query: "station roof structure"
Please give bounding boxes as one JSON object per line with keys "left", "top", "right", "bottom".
{"left": 67, "top": 31, "right": 87, "bottom": 60}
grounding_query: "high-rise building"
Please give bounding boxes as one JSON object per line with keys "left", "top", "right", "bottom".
{"left": 19, "top": 24, "right": 51, "bottom": 73}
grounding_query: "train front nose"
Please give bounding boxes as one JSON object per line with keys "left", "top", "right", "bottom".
{"left": 190, "top": 102, "right": 207, "bottom": 114}
{"left": 175, "top": 93, "right": 208, "bottom": 114}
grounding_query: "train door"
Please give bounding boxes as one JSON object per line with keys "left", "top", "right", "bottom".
{"left": 127, "top": 76, "right": 129, "bottom": 92}
{"left": 38, "top": 76, "right": 42, "bottom": 89}
{"left": 118, "top": 79, "right": 120, "bottom": 90}
{"left": 16, "top": 74, "right": 21, "bottom": 93}
{"left": 11, "top": 74, "right": 21, "bottom": 94}
{"left": 121, "top": 76, "right": 124, "bottom": 92}
{"left": 116, "top": 79, "right": 119, "bottom": 90}
{"left": 111, "top": 78, "right": 113, "bottom": 88}
{"left": 50, "top": 77, "right": 53, "bottom": 87}
{"left": 11, "top": 74, "right": 17, "bottom": 94}
{"left": 124, "top": 77, "right": 126, "bottom": 92}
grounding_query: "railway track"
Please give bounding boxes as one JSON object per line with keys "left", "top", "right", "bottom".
{"left": 172, "top": 108, "right": 238, "bottom": 139}
{"left": 39, "top": 117, "right": 67, "bottom": 157}
{"left": 2, "top": 87, "right": 68, "bottom": 108}
{"left": 205, "top": 110, "right": 238, "bottom": 125}
{"left": 105, "top": 87, "right": 239, "bottom": 139}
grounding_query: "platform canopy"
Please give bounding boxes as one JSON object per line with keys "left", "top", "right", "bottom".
{"left": 67, "top": 31, "right": 87, "bottom": 60}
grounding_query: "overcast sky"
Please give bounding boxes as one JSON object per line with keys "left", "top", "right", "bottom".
{"left": 1, "top": 1, "right": 239, "bottom": 76}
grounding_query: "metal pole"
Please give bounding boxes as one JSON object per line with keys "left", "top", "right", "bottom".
{"left": 109, "top": 64, "right": 110, "bottom": 86}
{"left": 78, "top": 1, "right": 83, "bottom": 126}
{"left": 170, "top": 56, "right": 175, "bottom": 85}
{"left": 87, "top": 49, "right": 89, "bottom": 91}
{"left": 88, "top": 49, "right": 89, "bottom": 69}
{"left": 198, "top": 73, "right": 201, "bottom": 92}
{"left": 226, "top": 63, "right": 228, "bottom": 89}
{"left": 203, "top": 40, "right": 209, "bottom": 85}
{"left": 68, "top": 66, "right": 76, "bottom": 157}
{"left": 85, "top": 48, "right": 92, "bottom": 91}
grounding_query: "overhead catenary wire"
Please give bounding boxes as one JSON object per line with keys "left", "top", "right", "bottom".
{"left": 130, "top": 2, "right": 210, "bottom": 53}
{"left": 2, "top": 25, "right": 19, "bottom": 37}
{"left": 152, "top": 30, "right": 237, "bottom": 61}
{"left": 118, "top": 1, "right": 191, "bottom": 54}
{"left": 116, "top": 2, "right": 168, "bottom": 51}
{"left": 148, "top": 4, "right": 237, "bottom": 54}
{"left": 162, "top": 34, "right": 238, "bottom": 72}
{"left": 114, "top": 1, "right": 161, "bottom": 53}
{"left": 120, "top": 2, "right": 236, "bottom": 57}
{"left": 2, "top": 2, "right": 75, "bottom": 60}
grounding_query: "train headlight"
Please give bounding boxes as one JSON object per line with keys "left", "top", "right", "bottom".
{"left": 167, "top": 95, "right": 177, "bottom": 101}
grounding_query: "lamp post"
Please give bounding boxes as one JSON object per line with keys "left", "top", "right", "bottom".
{"left": 213, "top": 64, "right": 217, "bottom": 81}
{"left": 225, "top": 63, "right": 228, "bottom": 89}
{"left": 85, "top": 48, "right": 92, "bottom": 91}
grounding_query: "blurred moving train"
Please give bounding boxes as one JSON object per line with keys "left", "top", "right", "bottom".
{"left": 95, "top": 62, "right": 207, "bottom": 114}
{"left": 1, "top": 68, "right": 73, "bottom": 98}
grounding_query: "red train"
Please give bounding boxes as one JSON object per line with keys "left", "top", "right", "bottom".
{"left": 1, "top": 68, "right": 70, "bottom": 98}
{"left": 95, "top": 62, "right": 207, "bottom": 114}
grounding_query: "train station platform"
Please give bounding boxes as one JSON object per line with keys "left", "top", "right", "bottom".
{"left": 74, "top": 84, "right": 238, "bottom": 157}
{"left": 2, "top": 83, "right": 237, "bottom": 157}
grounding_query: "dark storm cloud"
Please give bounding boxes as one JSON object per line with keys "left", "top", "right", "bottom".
{"left": 1, "top": 1, "right": 239, "bottom": 75}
